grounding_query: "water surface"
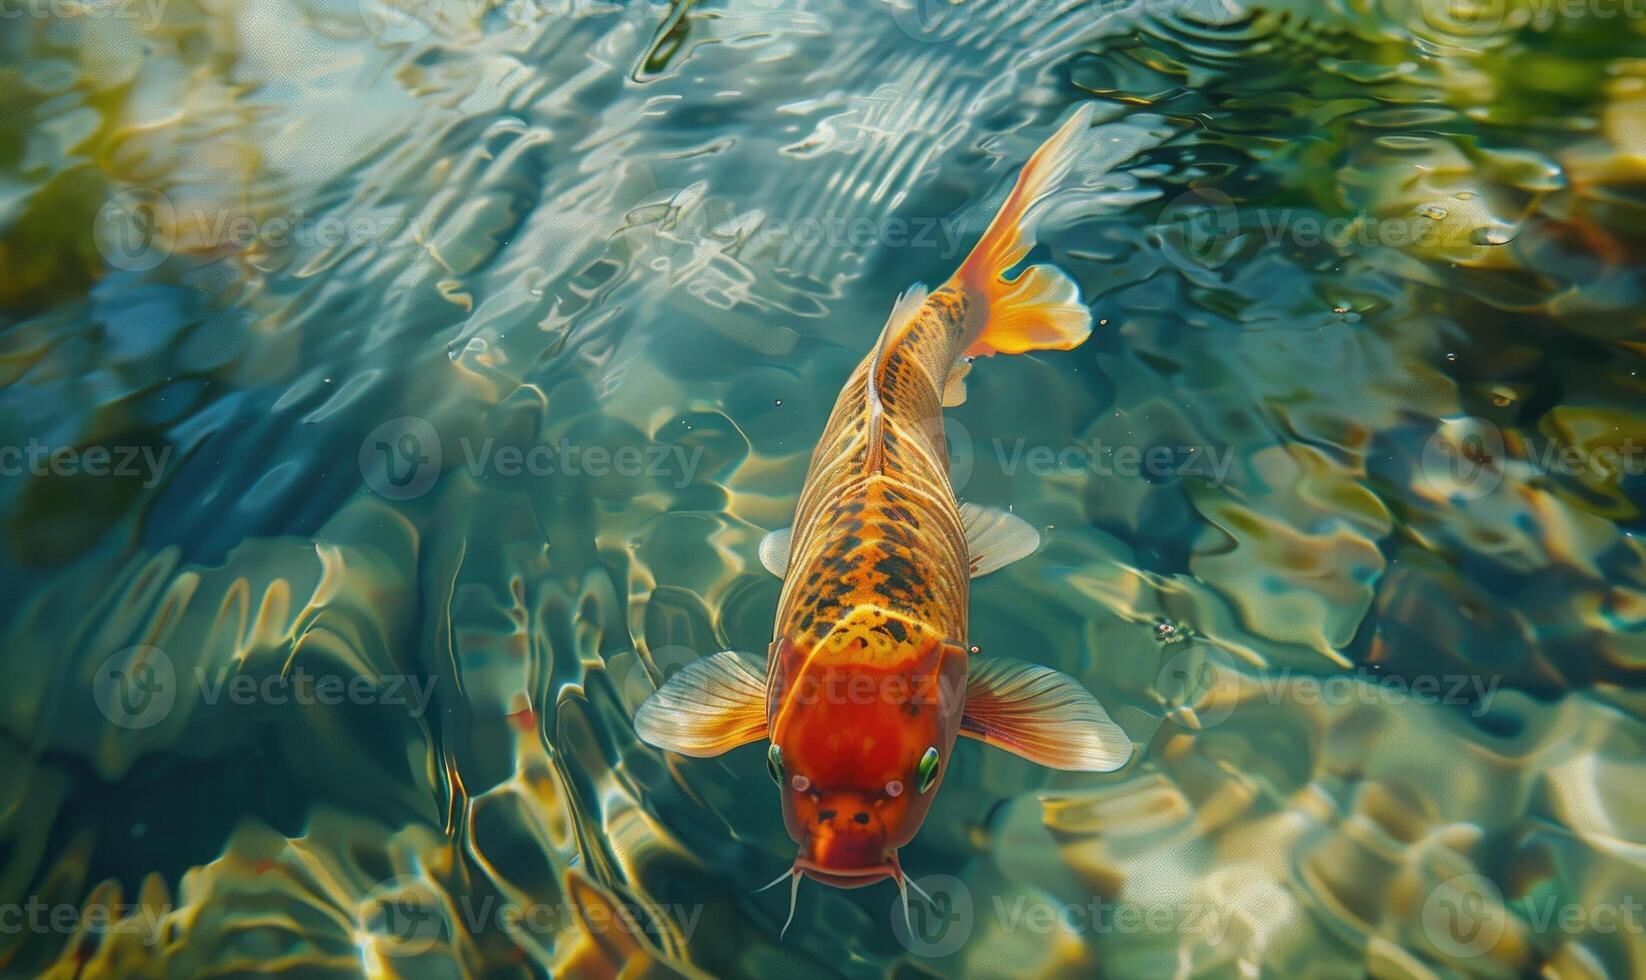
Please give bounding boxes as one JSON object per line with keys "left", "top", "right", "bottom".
{"left": 3, "top": 0, "right": 1645, "bottom": 976}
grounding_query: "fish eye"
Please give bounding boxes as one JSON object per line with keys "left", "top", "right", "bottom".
{"left": 791, "top": 774, "right": 811, "bottom": 792}
{"left": 766, "top": 744, "right": 784, "bottom": 785}
{"left": 885, "top": 779, "right": 904, "bottom": 798}
{"left": 917, "top": 746, "right": 940, "bottom": 793}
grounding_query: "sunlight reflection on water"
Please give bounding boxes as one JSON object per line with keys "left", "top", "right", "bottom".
{"left": 3, "top": 0, "right": 1646, "bottom": 975}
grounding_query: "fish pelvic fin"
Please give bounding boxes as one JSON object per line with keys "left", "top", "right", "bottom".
{"left": 634, "top": 650, "right": 769, "bottom": 757}
{"left": 948, "top": 103, "right": 1099, "bottom": 358}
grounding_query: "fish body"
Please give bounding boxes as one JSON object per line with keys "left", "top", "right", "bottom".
{"left": 636, "top": 103, "right": 1133, "bottom": 927}
{"left": 766, "top": 285, "right": 974, "bottom": 884}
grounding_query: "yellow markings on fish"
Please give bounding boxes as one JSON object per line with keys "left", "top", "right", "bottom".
{"left": 812, "top": 605, "right": 935, "bottom": 665}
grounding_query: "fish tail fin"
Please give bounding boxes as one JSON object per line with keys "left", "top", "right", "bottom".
{"left": 947, "top": 103, "right": 1098, "bottom": 358}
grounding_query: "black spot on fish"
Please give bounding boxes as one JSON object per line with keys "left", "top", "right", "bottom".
{"left": 879, "top": 521, "right": 911, "bottom": 541}
{"left": 874, "top": 553, "right": 918, "bottom": 584}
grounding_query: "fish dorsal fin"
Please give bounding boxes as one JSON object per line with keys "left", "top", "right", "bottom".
{"left": 942, "top": 358, "right": 972, "bottom": 408}
{"left": 960, "top": 657, "right": 1132, "bottom": 771}
{"left": 634, "top": 651, "right": 769, "bottom": 757}
{"left": 959, "top": 502, "right": 1040, "bottom": 577}
{"left": 865, "top": 285, "right": 930, "bottom": 473}
{"left": 872, "top": 285, "right": 931, "bottom": 361}
{"left": 759, "top": 527, "right": 791, "bottom": 577}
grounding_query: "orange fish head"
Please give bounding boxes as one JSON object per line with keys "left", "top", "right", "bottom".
{"left": 764, "top": 631, "right": 969, "bottom": 885}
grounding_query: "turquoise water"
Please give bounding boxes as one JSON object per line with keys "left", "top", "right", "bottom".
{"left": 4, "top": 0, "right": 1646, "bottom": 976}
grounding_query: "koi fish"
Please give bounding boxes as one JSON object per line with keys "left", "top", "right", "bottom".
{"left": 634, "top": 103, "right": 1131, "bottom": 934}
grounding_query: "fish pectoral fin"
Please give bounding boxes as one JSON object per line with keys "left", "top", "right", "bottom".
{"left": 960, "top": 657, "right": 1132, "bottom": 771}
{"left": 634, "top": 651, "right": 769, "bottom": 757}
{"left": 759, "top": 527, "right": 792, "bottom": 577}
{"left": 942, "top": 359, "right": 972, "bottom": 408}
{"left": 959, "top": 503, "right": 1040, "bottom": 577}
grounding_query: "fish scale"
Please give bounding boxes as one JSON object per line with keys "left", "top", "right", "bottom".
{"left": 776, "top": 290, "right": 973, "bottom": 652}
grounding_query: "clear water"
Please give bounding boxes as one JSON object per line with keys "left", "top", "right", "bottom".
{"left": 3, "top": 0, "right": 1645, "bottom": 976}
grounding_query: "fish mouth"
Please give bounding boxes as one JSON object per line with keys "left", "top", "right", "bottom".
{"left": 794, "top": 857, "right": 897, "bottom": 889}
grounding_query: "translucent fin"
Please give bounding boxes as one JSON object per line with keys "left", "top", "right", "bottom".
{"left": 960, "top": 657, "right": 1132, "bottom": 771}
{"left": 941, "top": 359, "right": 971, "bottom": 408}
{"left": 949, "top": 103, "right": 1099, "bottom": 358}
{"left": 874, "top": 285, "right": 931, "bottom": 350}
{"left": 634, "top": 651, "right": 769, "bottom": 757}
{"left": 959, "top": 502, "right": 1040, "bottom": 578}
{"left": 866, "top": 285, "right": 930, "bottom": 474}
{"left": 759, "top": 527, "right": 791, "bottom": 577}
{"left": 964, "top": 264, "right": 1090, "bottom": 357}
